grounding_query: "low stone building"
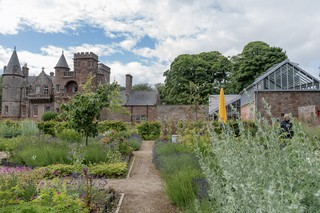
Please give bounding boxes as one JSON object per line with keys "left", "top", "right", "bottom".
{"left": 209, "top": 59, "right": 320, "bottom": 121}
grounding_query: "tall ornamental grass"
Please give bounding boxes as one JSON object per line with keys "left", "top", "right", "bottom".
{"left": 20, "top": 120, "right": 39, "bottom": 136}
{"left": 196, "top": 107, "right": 320, "bottom": 212}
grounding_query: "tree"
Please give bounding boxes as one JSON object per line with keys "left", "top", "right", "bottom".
{"left": 161, "top": 51, "right": 232, "bottom": 104}
{"left": 60, "top": 79, "right": 121, "bottom": 146}
{"left": 132, "top": 83, "right": 154, "bottom": 91}
{"left": 229, "top": 41, "right": 287, "bottom": 93}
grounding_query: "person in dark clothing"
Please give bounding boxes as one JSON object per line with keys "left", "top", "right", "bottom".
{"left": 280, "top": 114, "right": 294, "bottom": 139}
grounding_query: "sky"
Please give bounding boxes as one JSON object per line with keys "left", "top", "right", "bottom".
{"left": 0, "top": 0, "right": 320, "bottom": 87}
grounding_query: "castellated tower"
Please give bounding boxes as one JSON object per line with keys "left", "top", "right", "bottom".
{"left": 2, "top": 48, "right": 25, "bottom": 118}
{"left": 73, "top": 52, "right": 99, "bottom": 91}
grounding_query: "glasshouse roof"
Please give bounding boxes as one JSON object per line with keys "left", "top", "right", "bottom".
{"left": 246, "top": 59, "right": 320, "bottom": 91}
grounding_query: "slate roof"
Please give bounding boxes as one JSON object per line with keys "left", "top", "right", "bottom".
{"left": 55, "top": 53, "right": 69, "bottom": 69}
{"left": 4, "top": 49, "right": 22, "bottom": 75}
{"left": 120, "top": 90, "right": 159, "bottom": 106}
{"left": 27, "top": 76, "right": 37, "bottom": 84}
{"left": 208, "top": 94, "right": 241, "bottom": 114}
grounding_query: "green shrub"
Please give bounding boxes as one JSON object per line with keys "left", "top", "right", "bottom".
{"left": 37, "top": 162, "right": 127, "bottom": 178}
{"left": 0, "top": 167, "right": 38, "bottom": 207}
{"left": 37, "top": 121, "right": 68, "bottom": 136}
{"left": 56, "top": 129, "right": 82, "bottom": 143}
{"left": 0, "top": 120, "right": 21, "bottom": 138}
{"left": 89, "top": 162, "right": 127, "bottom": 177}
{"left": 137, "top": 121, "right": 161, "bottom": 140}
{"left": 41, "top": 111, "right": 58, "bottom": 121}
{"left": 32, "top": 187, "right": 87, "bottom": 212}
{"left": 35, "top": 164, "right": 82, "bottom": 178}
{"left": 0, "top": 137, "right": 24, "bottom": 151}
{"left": 97, "top": 120, "right": 128, "bottom": 133}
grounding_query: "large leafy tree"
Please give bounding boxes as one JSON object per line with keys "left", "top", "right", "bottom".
{"left": 132, "top": 83, "right": 154, "bottom": 91}
{"left": 60, "top": 79, "right": 121, "bottom": 146}
{"left": 229, "top": 41, "right": 287, "bottom": 93}
{"left": 160, "top": 51, "right": 232, "bottom": 104}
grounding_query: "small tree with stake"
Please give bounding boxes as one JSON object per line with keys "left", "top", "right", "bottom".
{"left": 60, "top": 78, "right": 121, "bottom": 146}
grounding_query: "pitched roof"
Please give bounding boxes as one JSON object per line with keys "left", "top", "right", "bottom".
{"left": 208, "top": 94, "right": 241, "bottom": 114}
{"left": 121, "top": 90, "right": 159, "bottom": 106}
{"left": 27, "top": 76, "right": 37, "bottom": 84}
{"left": 244, "top": 59, "right": 320, "bottom": 92}
{"left": 4, "top": 49, "right": 23, "bottom": 75}
{"left": 55, "top": 52, "right": 69, "bottom": 69}
{"left": 32, "top": 69, "right": 53, "bottom": 85}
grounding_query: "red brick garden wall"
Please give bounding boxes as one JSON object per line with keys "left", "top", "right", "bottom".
{"left": 256, "top": 91, "right": 320, "bottom": 119}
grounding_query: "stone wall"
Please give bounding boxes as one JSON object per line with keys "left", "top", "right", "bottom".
{"left": 240, "top": 102, "right": 255, "bottom": 120}
{"left": 156, "top": 105, "right": 208, "bottom": 121}
{"left": 256, "top": 91, "right": 320, "bottom": 119}
{"left": 100, "top": 105, "right": 208, "bottom": 122}
{"left": 100, "top": 106, "right": 157, "bottom": 123}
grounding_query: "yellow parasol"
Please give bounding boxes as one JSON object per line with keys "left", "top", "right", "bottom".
{"left": 218, "top": 88, "right": 227, "bottom": 123}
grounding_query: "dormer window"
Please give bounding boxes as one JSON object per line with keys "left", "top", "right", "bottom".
{"left": 44, "top": 85, "right": 49, "bottom": 94}
{"left": 13, "top": 65, "right": 18, "bottom": 74}
{"left": 35, "top": 86, "right": 40, "bottom": 94}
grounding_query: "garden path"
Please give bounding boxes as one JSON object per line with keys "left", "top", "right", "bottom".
{"left": 107, "top": 141, "right": 176, "bottom": 213}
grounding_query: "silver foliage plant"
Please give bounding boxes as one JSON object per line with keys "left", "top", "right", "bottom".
{"left": 195, "top": 99, "right": 320, "bottom": 212}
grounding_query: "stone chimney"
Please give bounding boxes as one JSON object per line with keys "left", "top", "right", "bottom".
{"left": 125, "top": 74, "right": 133, "bottom": 96}
{"left": 22, "top": 63, "right": 29, "bottom": 77}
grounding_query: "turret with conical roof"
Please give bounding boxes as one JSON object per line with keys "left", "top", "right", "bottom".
{"left": 2, "top": 47, "right": 26, "bottom": 118}
{"left": 54, "top": 51, "right": 70, "bottom": 70}
{"left": 3, "top": 47, "right": 23, "bottom": 76}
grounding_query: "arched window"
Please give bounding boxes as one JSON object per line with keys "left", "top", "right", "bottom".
{"left": 65, "top": 81, "right": 78, "bottom": 93}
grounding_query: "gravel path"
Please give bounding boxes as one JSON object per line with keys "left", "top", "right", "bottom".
{"left": 108, "top": 141, "right": 176, "bottom": 213}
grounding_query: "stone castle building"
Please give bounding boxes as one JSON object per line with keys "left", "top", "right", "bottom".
{"left": 1, "top": 48, "right": 207, "bottom": 122}
{"left": 2, "top": 48, "right": 110, "bottom": 119}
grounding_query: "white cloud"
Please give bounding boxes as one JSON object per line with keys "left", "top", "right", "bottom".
{"left": 108, "top": 61, "right": 167, "bottom": 86}
{"left": 1, "top": 0, "right": 320, "bottom": 80}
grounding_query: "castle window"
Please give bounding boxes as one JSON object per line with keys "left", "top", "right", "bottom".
{"left": 56, "top": 84, "right": 60, "bottom": 93}
{"left": 45, "top": 105, "right": 51, "bottom": 112}
{"left": 26, "top": 87, "right": 29, "bottom": 96}
{"left": 44, "top": 85, "right": 49, "bottom": 94}
{"left": 72, "top": 86, "right": 78, "bottom": 93}
{"left": 135, "top": 115, "right": 146, "bottom": 122}
{"left": 5, "top": 106, "right": 8, "bottom": 115}
{"left": 22, "top": 106, "right": 26, "bottom": 116}
{"left": 33, "top": 105, "right": 38, "bottom": 116}
{"left": 35, "top": 86, "right": 40, "bottom": 94}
